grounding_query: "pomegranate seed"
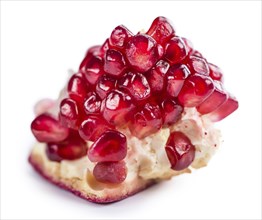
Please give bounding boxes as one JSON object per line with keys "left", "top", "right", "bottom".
{"left": 129, "top": 102, "right": 162, "bottom": 139}
{"left": 93, "top": 161, "right": 127, "bottom": 184}
{"left": 197, "top": 81, "right": 228, "bottom": 114}
{"left": 165, "top": 131, "right": 195, "bottom": 171}
{"left": 104, "top": 49, "right": 126, "bottom": 77}
{"left": 79, "top": 115, "right": 113, "bottom": 142}
{"left": 161, "top": 99, "right": 183, "bottom": 126}
{"left": 146, "top": 60, "right": 170, "bottom": 93}
{"left": 165, "top": 37, "right": 187, "bottom": 64}
{"left": 192, "top": 50, "right": 203, "bottom": 58}
{"left": 59, "top": 98, "right": 80, "bottom": 129}
{"left": 82, "top": 56, "right": 104, "bottom": 85}
{"left": 208, "top": 63, "right": 224, "bottom": 81}
{"left": 118, "top": 71, "right": 151, "bottom": 101}
{"left": 125, "top": 34, "right": 163, "bottom": 72}
{"left": 100, "top": 39, "right": 109, "bottom": 56}
{"left": 102, "top": 90, "right": 135, "bottom": 125}
{"left": 166, "top": 64, "right": 190, "bottom": 97}
{"left": 31, "top": 113, "right": 69, "bottom": 142}
{"left": 46, "top": 131, "right": 87, "bottom": 161}
{"left": 146, "top": 16, "right": 175, "bottom": 44}
{"left": 67, "top": 73, "right": 89, "bottom": 103}
{"left": 205, "top": 94, "right": 238, "bottom": 122}
{"left": 185, "top": 55, "right": 209, "bottom": 75}
{"left": 178, "top": 73, "right": 214, "bottom": 107}
{"left": 96, "top": 74, "right": 116, "bottom": 99}
{"left": 88, "top": 130, "right": 127, "bottom": 162}
{"left": 83, "top": 92, "right": 101, "bottom": 115}
{"left": 79, "top": 46, "right": 101, "bottom": 73}
{"left": 182, "top": 37, "right": 193, "bottom": 54}
{"left": 109, "top": 25, "right": 133, "bottom": 50}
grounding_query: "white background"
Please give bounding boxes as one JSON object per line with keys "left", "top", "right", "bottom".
{"left": 1, "top": 1, "right": 261, "bottom": 219}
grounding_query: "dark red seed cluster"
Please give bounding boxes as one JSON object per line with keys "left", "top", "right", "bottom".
{"left": 31, "top": 16, "right": 238, "bottom": 182}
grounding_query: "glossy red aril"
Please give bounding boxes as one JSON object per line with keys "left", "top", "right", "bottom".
{"left": 84, "top": 92, "right": 101, "bottom": 115}
{"left": 125, "top": 34, "right": 163, "bottom": 72}
{"left": 67, "top": 73, "right": 89, "bottom": 103}
{"left": 147, "top": 60, "right": 170, "bottom": 93}
{"left": 96, "top": 74, "right": 116, "bottom": 99}
{"left": 161, "top": 99, "right": 183, "bottom": 126}
{"left": 109, "top": 25, "right": 133, "bottom": 50}
{"left": 79, "top": 116, "right": 113, "bottom": 142}
{"left": 102, "top": 90, "right": 135, "bottom": 125}
{"left": 197, "top": 81, "right": 228, "bottom": 114}
{"left": 88, "top": 130, "right": 127, "bottom": 162}
{"left": 185, "top": 55, "right": 209, "bottom": 75}
{"left": 208, "top": 63, "right": 224, "bottom": 81}
{"left": 129, "top": 102, "right": 162, "bottom": 139}
{"left": 31, "top": 113, "right": 69, "bottom": 142}
{"left": 79, "top": 46, "right": 101, "bottom": 73}
{"left": 104, "top": 49, "right": 126, "bottom": 77}
{"left": 182, "top": 37, "right": 193, "bottom": 54}
{"left": 165, "top": 131, "right": 195, "bottom": 171}
{"left": 178, "top": 74, "right": 214, "bottom": 107}
{"left": 93, "top": 161, "right": 127, "bottom": 184}
{"left": 165, "top": 37, "right": 187, "bottom": 64}
{"left": 59, "top": 98, "right": 80, "bottom": 129}
{"left": 118, "top": 71, "right": 151, "bottom": 101}
{"left": 146, "top": 16, "right": 175, "bottom": 44}
{"left": 167, "top": 64, "right": 190, "bottom": 97}
{"left": 101, "top": 39, "right": 109, "bottom": 55}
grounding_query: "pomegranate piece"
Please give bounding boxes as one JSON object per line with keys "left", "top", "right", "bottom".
{"left": 165, "top": 37, "right": 187, "bottom": 64}
{"left": 178, "top": 73, "right": 214, "bottom": 107}
{"left": 100, "top": 39, "right": 110, "bottom": 55}
{"left": 197, "top": 81, "right": 228, "bottom": 114}
{"left": 208, "top": 63, "right": 224, "bottom": 81}
{"left": 125, "top": 34, "right": 163, "bottom": 72}
{"left": 129, "top": 102, "right": 162, "bottom": 139}
{"left": 104, "top": 49, "right": 126, "bottom": 77}
{"left": 59, "top": 98, "right": 80, "bottom": 129}
{"left": 47, "top": 131, "right": 87, "bottom": 161}
{"left": 161, "top": 99, "right": 183, "bottom": 126}
{"left": 146, "top": 16, "right": 175, "bottom": 44}
{"left": 166, "top": 64, "right": 190, "bottom": 97}
{"left": 146, "top": 60, "right": 170, "bottom": 93}
{"left": 93, "top": 161, "right": 127, "bottom": 184}
{"left": 96, "top": 74, "right": 116, "bottom": 99}
{"left": 79, "top": 115, "right": 113, "bottom": 142}
{"left": 109, "top": 25, "right": 133, "bottom": 50}
{"left": 31, "top": 113, "right": 69, "bottom": 142}
{"left": 182, "top": 37, "right": 193, "bottom": 54}
{"left": 83, "top": 92, "right": 101, "bottom": 115}
{"left": 118, "top": 71, "right": 151, "bottom": 101}
{"left": 79, "top": 46, "right": 101, "bottom": 72}
{"left": 165, "top": 131, "right": 195, "bottom": 171}
{"left": 88, "top": 130, "right": 127, "bottom": 162}
{"left": 67, "top": 73, "right": 89, "bottom": 103}
{"left": 185, "top": 55, "right": 209, "bottom": 75}
{"left": 205, "top": 94, "right": 239, "bottom": 122}
{"left": 102, "top": 90, "right": 135, "bottom": 125}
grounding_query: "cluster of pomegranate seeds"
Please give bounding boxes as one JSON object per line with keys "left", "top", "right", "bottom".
{"left": 31, "top": 16, "right": 238, "bottom": 182}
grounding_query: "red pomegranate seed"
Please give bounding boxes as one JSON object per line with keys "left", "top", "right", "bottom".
{"left": 67, "top": 73, "right": 89, "bottom": 103}
{"left": 165, "top": 37, "right": 187, "bottom": 64}
{"left": 161, "top": 99, "right": 183, "bottom": 126}
{"left": 178, "top": 73, "right": 214, "bottom": 107}
{"left": 109, "top": 25, "right": 133, "bottom": 50}
{"left": 83, "top": 92, "right": 101, "bottom": 115}
{"left": 59, "top": 98, "right": 80, "bottom": 129}
{"left": 104, "top": 49, "right": 126, "bottom": 77}
{"left": 208, "top": 63, "right": 224, "bottom": 81}
{"left": 185, "top": 55, "right": 209, "bottom": 75}
{"left": 93, "top": 161, "right": 127, "bottom": 184}
{"left": 46, "top": 131, "right": 87, "bottom": 161}
{"left": 165, "top": 131, "right": 195, "bottom": 171}
{"left": 192, "top": 50, "right": 203, "bottom": 58}
{"left": 100, "top": 39, "right": 110, "bottom": 56}
{"left": 102, "top": 90, "right": 135, "bottom": 125}
{"left": 79, "top": 115, "right": 113, "bottom": 142}
{"left": 182, "top": 37, "right": 193, "bottom": 54}
{"left": 79, "top": 46, "right": 101, "bottom": 72}
{"left": 125, "top": 34, "right": 163, "bottom": 72}
{"left": 197, "top": 81, "right": 228, "bottom": 114}
{"left": 31, "top": 113, "right": 69, "bottom": 142}
{"left": 166, "top": 64, "right": 190, "bottom": 97}
{"left": 146, "top": 60, "right": 170, "bottom": 93}
{"left": 146, "top": 16, "right": 175, "bottom": 44}
{"left": 129, "top": 102, "right": 162, "bottom": 139}
{"left": 205, "top": 94, "right": 238, "bottom": 122}
{"left": 96, "top": 74, "right": 116, "bottom": 99}
{"left": 118, "top": 71, "right": 151, "bottom": 101}
{"left": 88, "top": 130, "right": 127, "bottom": 162}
